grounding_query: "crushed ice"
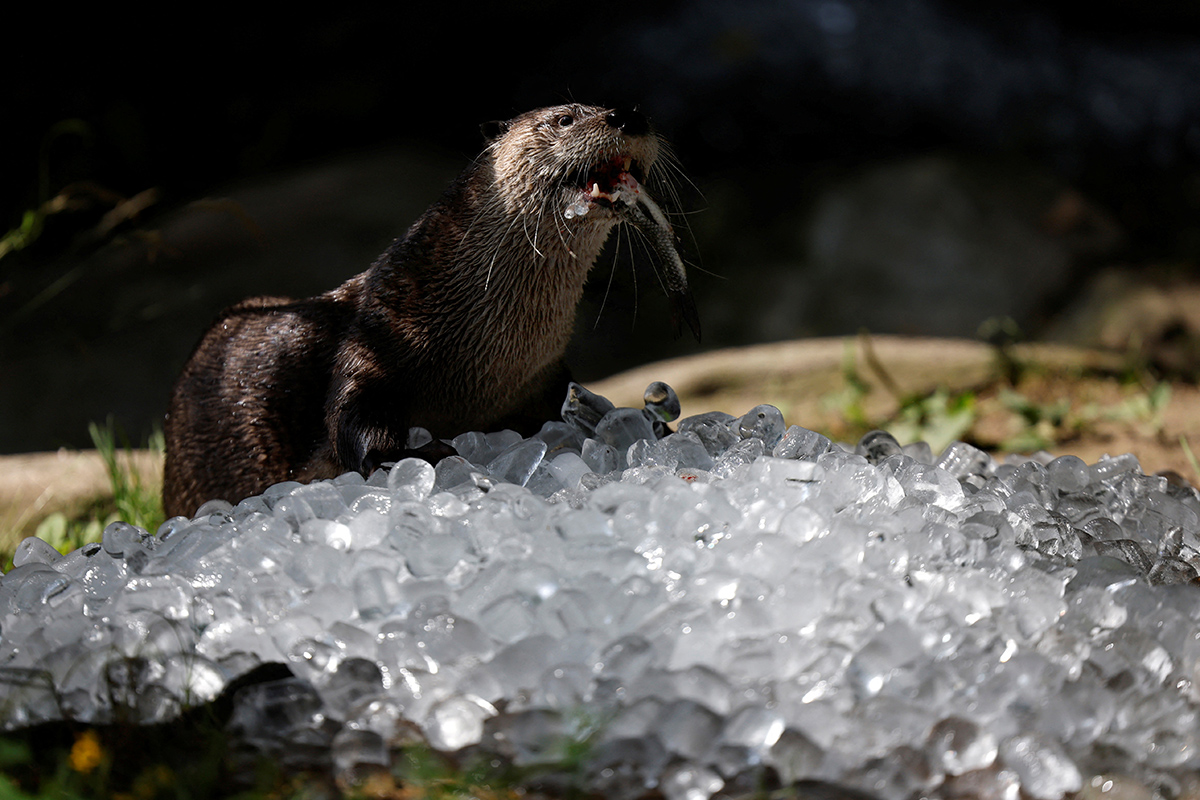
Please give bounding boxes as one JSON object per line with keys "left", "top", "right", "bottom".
{"left": 3, "top": 381, "right": 1200, "bottom": 800}
{"left": 564, "top": 201, "right": 590, "bottom": 220}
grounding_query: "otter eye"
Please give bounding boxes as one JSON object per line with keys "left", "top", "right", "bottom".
{"left": 557, "top": 114, "right": 575, "bottom": 127}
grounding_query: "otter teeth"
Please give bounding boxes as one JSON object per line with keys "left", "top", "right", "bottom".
{"left": 566, "top": 163, "right": 644, "bottom": 220}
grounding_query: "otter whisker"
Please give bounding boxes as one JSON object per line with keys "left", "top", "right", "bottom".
{"left": 592, "top": 227, "right": 622, "bottom": 331}
{"left": 532, "top": 185, "right": 571, "bottom": 257}
{"left": 486, "top": 205, "right": 530, "bottom": 292}
{"left": 523, "top": 212, "right": 544, "bottom": 259}
{"left": 621, "top": 220, "right": 641, "bottom": 331}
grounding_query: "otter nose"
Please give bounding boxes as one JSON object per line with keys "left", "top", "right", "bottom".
{"left": 606, "top": 108, "right": 650, "bottom": 137}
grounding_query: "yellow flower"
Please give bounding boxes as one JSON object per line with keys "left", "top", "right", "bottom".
{"left": 69, "top": 729, "right": 104, "bottom": 774}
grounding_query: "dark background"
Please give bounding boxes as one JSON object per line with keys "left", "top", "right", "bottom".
{"left": 4, "top": 1, "right": 1200, "bottom": 453}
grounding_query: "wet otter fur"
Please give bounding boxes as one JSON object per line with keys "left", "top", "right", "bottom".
{"left": 163, "top": 104, "right": 688, "bottom": 517}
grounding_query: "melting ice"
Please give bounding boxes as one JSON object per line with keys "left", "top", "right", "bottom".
{"left": 2, "top": 382, "right": 1200, "bottom": 800}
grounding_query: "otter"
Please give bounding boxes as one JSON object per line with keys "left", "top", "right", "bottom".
{"left": 162, "top": 104, "right": 698, "bottom": 518}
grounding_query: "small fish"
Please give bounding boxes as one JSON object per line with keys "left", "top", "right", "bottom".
{"left": 616, "top": 190, "right": 702, "bottom": 341}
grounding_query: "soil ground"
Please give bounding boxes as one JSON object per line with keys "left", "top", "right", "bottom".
{"left": 591, "top": 335, "right": 1200, "bottom": 482}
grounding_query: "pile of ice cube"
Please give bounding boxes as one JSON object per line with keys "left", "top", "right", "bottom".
{"left": 1, "top": 381, "right": 1198, "bottom": 800}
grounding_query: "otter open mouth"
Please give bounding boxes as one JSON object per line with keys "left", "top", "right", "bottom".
{"left": 564, "top": 156, "right": 646, "bottom": 219}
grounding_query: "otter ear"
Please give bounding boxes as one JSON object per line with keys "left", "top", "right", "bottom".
{"left": 480, "top": 119, "right": 510, "bottom": 142}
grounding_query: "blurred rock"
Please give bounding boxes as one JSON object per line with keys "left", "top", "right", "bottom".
{"left": 692, "top": 155, "right": 1123, "bottom": 346}
{"left": 800, "top": 155, "right": 1123, "bottom": 336}
{"left": 1043, "top": 265, "right": 1200, "bottom": 375}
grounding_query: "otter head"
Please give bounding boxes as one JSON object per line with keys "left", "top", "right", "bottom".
{"left": 482, "top": 104, "right": 699, "bottom": 341}
{"left": 484, "top": 104, "right": 662, "bottom": 223}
